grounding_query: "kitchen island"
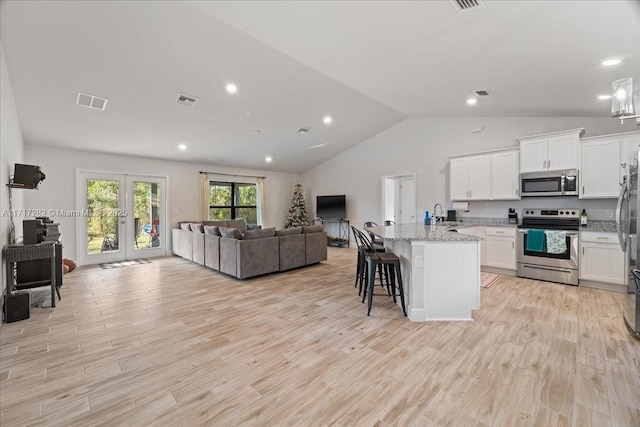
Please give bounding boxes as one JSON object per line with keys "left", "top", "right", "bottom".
{"left": 367, "top": 223, "right": 482, "bottom": 322}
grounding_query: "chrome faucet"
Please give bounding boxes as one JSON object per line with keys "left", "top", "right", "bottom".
{"left": 433, "top": 203, "right": 444, "bottom": 221}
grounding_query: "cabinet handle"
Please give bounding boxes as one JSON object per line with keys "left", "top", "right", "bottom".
{"left": 543, "top": 160, "right": 546, "bottom": 170}
{"left": 582, "top": 247, "right": 584, "bottom": 255}
{"left": 548, "top": 160, "right": 551, "bottom": 169}
{"left": 512, "top": 241, "right": 514, "bottom": 249}
{"left": 516, "top": 188, "right": 519, "bottom": 196}
{"left": 582, "top": 186, "right": 585, "bottom": 194}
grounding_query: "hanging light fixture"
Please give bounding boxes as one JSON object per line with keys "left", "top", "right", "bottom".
{"left": 612, "top": 78, "right": 640, "bottom": 124}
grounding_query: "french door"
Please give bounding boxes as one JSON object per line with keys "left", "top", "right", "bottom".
{"left": 77, "top": 172, "right": 166, "bottom": 265}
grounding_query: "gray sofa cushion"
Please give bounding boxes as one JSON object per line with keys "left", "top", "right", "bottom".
{"left": 192, "top": 223, "right": 204, "bottom": 233}
{"left": 302, "top": 225, "right": 324, "bottom": 234}
{"left": 172, "top": 228, "right": 193, "bottom": 260}
{"left": 244, "top": 227, "right": 275, "bottom": 240}
{"left": 226, "top": 219, "right": 248, "bottom": 233}
{"left": 203, "top": 220, "right": 227, "bottom": 227}
{"left": 192, "top": 231, "right": 205, "bottom": 265}
{"left": 279, "top": 234, "right": 306, "bottom": 271}
{"left": 276, "top": 226, "right": 302, "bottom": 236}
{"left": 204, "top": 225, "right": 221, "bottom": 236}
{"left": 236, "top": 237, "right": 279, "bottom": 279}
{"left": 305, "top": 231, "right": 328, "bottom": 265}
{"left": 220, "top": 227, "right": 243, "bottom": 239}
{"left": 204, "top": 234, "right": 220, "bottom": 270}
{"left": 180, "top": 222, "right": 191, "bottom": 231}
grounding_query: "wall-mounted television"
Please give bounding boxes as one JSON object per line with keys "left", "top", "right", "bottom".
{"left": 317, "top": 195, "right": 346, "bottom": 220}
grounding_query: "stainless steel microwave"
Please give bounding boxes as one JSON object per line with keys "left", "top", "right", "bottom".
{"left": 520, "top": 169, "right": 578, "bottom": 197}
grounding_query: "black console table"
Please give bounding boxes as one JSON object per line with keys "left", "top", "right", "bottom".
{"left": 317, "top": 219, "right": 350, "bottom": 248}
{"left": 4, "top": 243, "right": 61, "bottom": 309}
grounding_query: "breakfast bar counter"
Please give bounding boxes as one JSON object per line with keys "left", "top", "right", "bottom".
{"left": 367, "top": 224, "right": 482, "bottom": 322}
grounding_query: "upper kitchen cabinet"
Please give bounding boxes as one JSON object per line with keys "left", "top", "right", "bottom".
{"left": 491, "top": 150, "right": 520, "bottom": 200}
{"left": 580, "top": 136, "right": 620, "bottom": 198}
{"left": 450, "top": 155, "right": 492, "bottom": 201}
{"left": 518, "top": 128, "right": 584, "bottom": 173}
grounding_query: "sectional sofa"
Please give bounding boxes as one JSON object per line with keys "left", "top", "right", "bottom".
{"left": 171, "top": 219, "right": 328, "bottom": 279}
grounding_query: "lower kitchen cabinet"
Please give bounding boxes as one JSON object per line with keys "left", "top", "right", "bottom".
{"left": 484, "top": 227, "right": 516, "bottom": 270}
{"left": 579, "top": 231, "right": 626, "bottom": 290}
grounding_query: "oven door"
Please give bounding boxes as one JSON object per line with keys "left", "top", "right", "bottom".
{"left": 517, "top": 229, "right": 579, "bottom": 269}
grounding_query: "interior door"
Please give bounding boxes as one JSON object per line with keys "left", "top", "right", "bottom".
{"left": 399, "top": 176, "right": 416, "bottom": 224}
{"left": 77, "top": 172, "right": 166, "bottom": 265}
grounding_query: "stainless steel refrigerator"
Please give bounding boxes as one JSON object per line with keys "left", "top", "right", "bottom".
{"left": 617, "top": 149, "right": 640, "bottom": 338}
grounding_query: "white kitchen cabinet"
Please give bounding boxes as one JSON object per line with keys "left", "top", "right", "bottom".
{"left": 484, "top": 227, "right": 516, "bottom": 270}
{"left": 457, "top": 226, "right": 486, "bottom": 265}
{"left": 491, "top": 150, "right": 520, "bottom": 200}
{"left": 580, "top": 137, "right": 620, "bottom": 198}
{"left": 518, "top": 128, "right": 584, "bottom": 173}
{"left": 579, "top": 231, "right": 626, "bottom": 287}
{"left": 449, "top": 155, "right": 492, "bottom": 201}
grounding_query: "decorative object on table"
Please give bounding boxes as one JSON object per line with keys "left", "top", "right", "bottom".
{"left": 285, "top": 183, "right": 310, "bottom": 228}
{"left": 481, "top": 272, "right": 501, "bottom": 288}
{"left": 580, "top": 209, "right": 588, "bottom": 226}
{"left": 98, "top": 258, "right": 151, "bottom": 269}
{"left": 424, "top": 210, "right": 430, "bottom": 225}
{"left": 508, "top": 208, "right": 518, "bottom": 224}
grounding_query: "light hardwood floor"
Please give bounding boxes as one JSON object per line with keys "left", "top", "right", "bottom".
{"left": 1, "top": 247, "right": 639, "bottom": 426}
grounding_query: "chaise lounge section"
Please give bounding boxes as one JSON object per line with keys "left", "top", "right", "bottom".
{"left": 171, "top": 220, "right": 327, "bottom": 279}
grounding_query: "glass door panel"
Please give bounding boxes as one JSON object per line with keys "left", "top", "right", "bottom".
{"left": 130, "top": 176, "right": 165, "bottom": 258}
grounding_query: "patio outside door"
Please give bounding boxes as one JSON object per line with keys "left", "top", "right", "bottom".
{"left": 77, "top": 172, "right": 166, "bottom": 266}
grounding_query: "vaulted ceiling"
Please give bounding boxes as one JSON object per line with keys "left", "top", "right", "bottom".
{"left": 2, "top": 1, "right": 639, "bottom": 173}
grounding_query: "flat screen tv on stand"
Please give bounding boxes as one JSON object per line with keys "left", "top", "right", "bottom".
{"left": 316, "top": 195, "right": 346, "bottom": 220}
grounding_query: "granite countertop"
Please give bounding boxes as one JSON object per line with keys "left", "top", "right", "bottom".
{"left": 579, "top": 220, "right": 617, "bottom": 233}
{"left": 367, "top": 224, "right": 482, "bottom": 242}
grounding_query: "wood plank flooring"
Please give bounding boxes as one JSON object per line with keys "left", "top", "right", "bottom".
{"left": 1, "top": 247, "right": 639, "bottom": 426}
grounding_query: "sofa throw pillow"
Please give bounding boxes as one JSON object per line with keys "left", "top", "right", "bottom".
{"left": 302, "top": 225, "right": 324, "bottom": 234}
{"left": 219, "top": 227, "right": 243, "bottom": 240}
{"left": 204, "top": 225, "right": 221, "bottom": 236}
{"left": 243, "top": 227, "right": 275, "bottom": 240}
{"left": 276, "top": 226, "right": 302, "bottom": 236}
{"left": 191, "top": 223, "right": 204, "bottom": 233}
{"left": 180, "top": 222, "right": 191, "bottom": 231}
{"left": 225, "top": 219, "right": 248, "bottom": 234}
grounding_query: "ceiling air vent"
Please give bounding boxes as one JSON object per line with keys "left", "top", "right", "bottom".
{"left": 76, "top": 92, "right": 108, "bottom": 111}
{"left": 475, "top": 90, "right": 491, "bottom": 96}
{"left": 176, "top": 93, "right": 199, "bottom": 107}
{"left": 296, "top": 128, "right": 309, "bottom": 135}
{"left": 450, "top": 0, "right": 485, "bottom": 13}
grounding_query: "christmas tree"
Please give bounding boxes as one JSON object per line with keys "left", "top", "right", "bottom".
{"left": 285, "top": 183, "right": 310, "bottom": 228}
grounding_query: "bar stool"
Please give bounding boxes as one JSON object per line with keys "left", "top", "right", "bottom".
{"left": 352, "top": 227, "right": 406, "bottom": 317}
{"left": 351, "top": 226, "right": 385, "bottom": 295}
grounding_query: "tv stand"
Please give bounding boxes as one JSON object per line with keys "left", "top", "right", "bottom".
{"left": 317, "top": 219, "right": 349, "bottom": 248}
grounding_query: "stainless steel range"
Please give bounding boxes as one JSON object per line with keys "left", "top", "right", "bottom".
{"left": 516, "top": 209, "right": 580, "bottom": 285}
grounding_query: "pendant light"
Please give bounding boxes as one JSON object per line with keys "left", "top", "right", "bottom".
{"left": 612, "top": 78, "right": 640, "bottom": 124}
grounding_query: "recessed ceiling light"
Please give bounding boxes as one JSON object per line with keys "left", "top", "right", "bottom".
{"left": 601, "top": 58, "right": 622, "bottom": 66}
{"left": 323, "top": 116, "right": 332, "bottom": 124}
{"left": 225, "top": 83, "right": 238, "bottom": 94}
{"left": 466, "top": 98, "right": 477, "bottom": 105}
{"left": 597, "top": 94, "right": 612, "bottom": 100}
{"left": 178, "top": 144, "right": 187, "bottom": 151}
{"left": 265, "top": 156, "right": 272, "bottom": 163}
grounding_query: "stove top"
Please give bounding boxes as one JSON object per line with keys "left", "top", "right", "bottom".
{"left": 518, "top": 208, "right": 580, "bottom": 231}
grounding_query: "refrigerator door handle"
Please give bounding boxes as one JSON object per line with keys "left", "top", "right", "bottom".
{"left": 616, "top": 182, "right": 628, "bottom": 252}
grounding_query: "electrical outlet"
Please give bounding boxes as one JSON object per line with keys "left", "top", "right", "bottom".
{"left": 414, "top": 255, "right": 423, "bottom": 268}
{"left": 608, "top": 209, "right": 614, "bottom": 218}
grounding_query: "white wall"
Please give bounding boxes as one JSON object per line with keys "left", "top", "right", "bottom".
{"left": 302, "top": 116, "right": 637, "bottom": 227}
{"left": 1, "top": 43, "right": 25, "bottom": 295}
{"left": 23, "top": 145, "right": 301, "bottom": 262}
